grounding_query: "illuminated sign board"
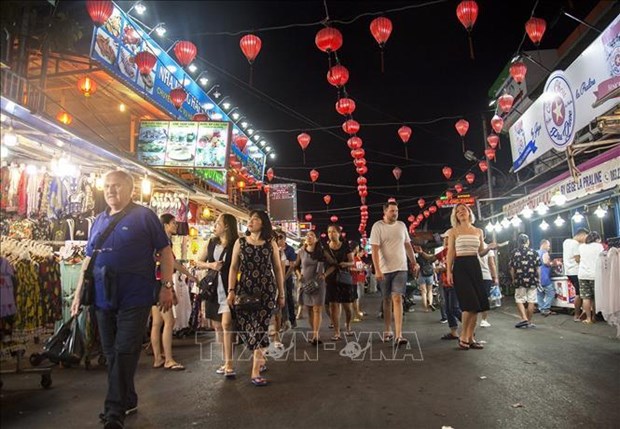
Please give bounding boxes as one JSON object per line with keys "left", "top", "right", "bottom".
{"left": 440, "top": 194, "right": 476, "bottom": 208}
{"left": 268, "top": 183, "right": 297, "bottom": 222}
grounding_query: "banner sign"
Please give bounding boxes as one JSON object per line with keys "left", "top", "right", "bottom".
{"left": 137, "top": 120, "right": 230, "bottom": 169}
{"left": 268, "top": 183, "right": 297, "bottom": 222}
{"left": 89, "top": 2, "right": 265, "bottom": 180}
{"left": 193, "top": 168, "right": 228, "bottom": 194}
{"left": 230, "top": 143, "right": 266, "bottom": 184}
{"left": 509, "top": 15, "right": 620, "bottom": 172}
{"left": 502, "top": 155, "right": 620, "bottom": 216}
{"left": 440, "top": 194, "right": 476, "bottom": 208}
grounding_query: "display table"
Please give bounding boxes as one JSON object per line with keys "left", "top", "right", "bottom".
{"left": 551, "top": 276, "right": 577, "bottom": 309}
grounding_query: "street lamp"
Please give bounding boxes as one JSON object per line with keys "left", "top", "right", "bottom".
{"left": 128, "top": 1, "right": 146, "bottom": 15}
{"left": 147, "top": 23, "right": 166, "bottom": 37}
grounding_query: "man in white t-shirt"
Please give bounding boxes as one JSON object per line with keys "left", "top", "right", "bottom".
{"left": 562, "top": 228, "right": 588, "bottom": 321}
{"left": 370, "top": 201, "right": 419, "bottom": 346}
{"left": 479, "top": 241, "right": 498, "bottom": 327}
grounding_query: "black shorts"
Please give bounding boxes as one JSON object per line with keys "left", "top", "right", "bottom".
{"left": 567, "top": 275, "right": 580, "bottom": 296}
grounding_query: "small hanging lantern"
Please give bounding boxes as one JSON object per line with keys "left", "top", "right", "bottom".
{"left": 498, "top": 93, "right": 514, "bottom": 113}
{"left": 173, "top": 41, "right": 197, "bottom": 68}
{"left": 407, "top": 215, "right": 415, "bottom": 223}
{"left": 85, "top": 0, "right": 114, "bottom": 27}
{"left": 77, "top": 76, "right": 97, "bottom": 97}
{"left": 305, "top": 214, "right": 313, "bottom": 222}
{"left": 335, "top": 98, "right": 356, "bottom": 115}
{"left": 456, "top": 0, "right": 479, "bottom": 59}
{"left": 237, "top": 180, "right": 246, "bottom": 190}
{"left": 455, "top": 183, "right": 464, "bottom": 193}
{"left": 357, "top": 176, "right": 367, "bottom": 185}
{"left": 478, "top": 160, "right": 488, "bottom": 172}
{"left": 423, "top": 210, "right": 430, "bottom": 218}
{"left": 490, "top": 115, "right": 504, "bottom": 134}
{"left": 445, "top": 190, "right": 454, "bottom": 199}
{"left": 418, "top": 198, "right": 425, "bottom": 209}
{"left": 239, "top": 34, "right": 262, "bottom": 86}
{"left": 429, "top": 206, "right": 437, "bottom": 214}
{"left": 442, "top": 166, "right": 453, "bottom": 180}
{"left": 353, "top": 158, "right": 366, "bottom": 168}
{"left": 193, "top": 113, "right": 209, "bottom": 121}
{"left": 356, "top": 165, "right": 368, "bottom": 175}
{"left": 315, "top": 27, "right": 343, "bottom": 54}
{"left": 327, "top": 64, "right": 349, "bottom": 87}
{"left": 330, "top": 215, "right": 339, "bottom": 223}
{"left": 392, "top": 166, "right": 402, "bottom": 193}
{"left": 369, "top": 17, "right": 393, "bottom": 72}
{"left": 134, "top": 51, "right": 157, "bottom": 76}
{"left": 509, "top": 61, "right": 527, "bottom": 84}
{"left": 351, "top": 148, "right": 365, "bottom": 159}
{"left": 465, "top": 172, "right": 475, "bottom": 184}
{"left": 435, "top": 199, "right": 443, "bottom": 208}
{"left": 487, "top": 134, "right": 499, "bottom": 149}
{"left": 297, "top": 132, "right": 311, "bottom": 164}
{"left": 263, "top": 184, "right": 270, "bottom": 195}
{"left": 169, "top": 87, "right": 187, "bottom": 109}
{"left": 235, "top": 135, "right": 248, "bottom": 152}
{"left": 343, "top": 119, "right": 360, "bottom": 135}
{"left": 323, "top": 194, "right": 332, "bottom": 208}
{"left": 56, "top": 110, "right": 73, "bottom": 125}
{"left": 398, "top": 125, "right": 412, "bottom": 159}
{"left": 525, "top": 17, "right": 546, "bottom": 46}
{"left": 309, "top": 169, "right": 319, "bottom": 192}
{"left": 347, "top": 136, "right": 363, "bottom": 150}
{"left": 266, "top": 167, "right": 274, "bottom": 182}
{"left": 485, "top": 148, "right": 496, "bottom": 161}
{"left": 455, "top": 119, "right": 469, "bottom": 152}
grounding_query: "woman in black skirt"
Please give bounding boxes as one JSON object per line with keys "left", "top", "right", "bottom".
{"left": 446, "top": 204, "right": 496, "bottom": 350}
{"left": 324, "top": 224, "right": 355, "bottom": 341}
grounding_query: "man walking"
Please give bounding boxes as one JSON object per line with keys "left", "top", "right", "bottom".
{"left": 72, "top": 170, "right": 175, "bottom": 429}
{"left": 537, "top": 239, "right": 557, "bottom": 316}
{"left": 370, "top": 201, "right": 419, "bottom": 345}
{"left": 509, "top": 234, "right": 540, "bottom": 328}
{"left": 562, "top": 228, "right": 588, "bottom": 321}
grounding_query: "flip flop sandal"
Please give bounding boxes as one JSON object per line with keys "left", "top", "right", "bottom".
{"left": 383, "top": 333, "right": 394, "bottom": 342}
{"left": 458, "top": 339, "right": 470, "bottom": 350}
{"left": 251, "top": 377, "right": 269, "bottom": 386}
{"left": 331, "top": 335, "right": 342, "bottom": 341}
{"left": 153, "top": 361, "right": 165, "bottom": 368}
{"left": 165, "top": 363, "right": 185, "bottom": 371}
{"left": 345, "top": 331, "right": 354, "bottom": 336}
{"left": 469, "top": 342, "right": 484, "bottom": 349}
{"left": 395, "top": 337, "right": 408, "bottom": 346}
{"left": 259, "top": 365, "right": 268, "bottom": 373}
{"left": 224, "top": 369, "right": 236, "bottom": 378}
{"left": 441, "top": 333, "right": 459, "bottom": 340}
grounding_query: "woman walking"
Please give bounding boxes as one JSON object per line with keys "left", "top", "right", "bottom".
{"left": 194, "top": 214, "right": 238, "bottom": 376}
{"left": 227, "top": 210, "right": 285, "bottom": 386}
{"left": 578, "top": 231, "right": 604, "bottom": 324}
{"left": 325, "top": 224, "right": 355, "bottom": 340}
{"left": 151, "top": 214, "right": 197, "bottom": 370}
{"left": 446, "top": 204, "right": 495, "bottom": 350}
{"left": 294, "top": 230, "right": 326, "bottom": 344}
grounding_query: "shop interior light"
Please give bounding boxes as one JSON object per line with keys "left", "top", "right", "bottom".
{"left": 26, "top": 164, "right": 38, "bottom": 175}
{"left": 551, "top": 192, "right": 567, "bottom": 206}
{"left": 229, "top": 176, "right": 235, "bottom": 182}
{"left": 594, "top": 205, "right": 607, "bottom": 218}
{"left": 269, "top": 153, "right": 276, "bottom": 159}
{"left": 201, "top": 207, "right": 211, "bottom": 218}
{"left": 252, "top": 134, "right": 260, "bottom": 141}
{"left": 494, "top": 222, "right": 503, "bottom": 233}
{"left": 231, "top": 112, "right": 240, "bottom": 120}
{"left": 259, "top": 140, "right": 266, "bottom": 147}
{"left": 240, "top": 121, "right": 248, "bottom": 129}
{"left": 572, "top": 210, "right": 584, "bottom": 223}
{"left": 141, "top": 177, "right": 152, "bottom": 195}
{"left": 247, "top": 128, "right": 254, "bottom": 135}
{"left": 51, "top": 157, "right": 79, "bottom": 177}
{"left": 485, "top": 221, "right": 494, "bottom": 233}
{"left": 510, "top": 215, "right": 522, "bottom": 227}
{"left": 95, "top": 175, "right": 104, "bottom": 191}
{"left": 0, "top": 146, "right": 8, "bottom": 158}
{"left": 2, "top": 129, "right": 18, "bottom": 146}
{"left": 521, "top": 205, "right": 533, "bottom": 218}
{"left": 539, "top": 219, "right": 549, "bottom": 231}
{"left": 119, "top": 103, "right": 126, "bottom": 112}
{"left": 554, "top": 215, "right": 565, "bottom": 227}
{"left": 500, "top": 217, "right": 511, "bottom": 228}
{"left": 264, "top": 146, "right": 271, "bottom": 152}
{"left": 188, "top": 64, "right": 198, "bottom": 73}
{"left": 535, "top": 202, "right": 549, "bottom": 215}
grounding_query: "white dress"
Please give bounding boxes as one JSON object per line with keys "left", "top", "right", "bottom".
{"left": 214, "top": 244, "right": 230, "bottom": 314}
{"left": 173, "top": 271, "right": 192, "bottom": 330}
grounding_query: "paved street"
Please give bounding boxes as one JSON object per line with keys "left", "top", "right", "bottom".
{"left": 1, "top": 294, "right": 619, "bottom": 429}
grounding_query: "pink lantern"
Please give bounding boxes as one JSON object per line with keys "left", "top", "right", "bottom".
{"left": 330, "top": 215, "right": 339, "bottom": 223}
{"left": 490, "top": 115, "right": 504, "bottom": 133}
{"left": 407, "top": 215, "right": 415, "bottom": 223}
{"left": 423, "top": 210, "right": 430, "bottom": 218}
{"left": 455, "top": 119, "right": 469, "bottom": 137}
{"left": 323, "top": 195, "right": 332, "bottom": 205}
{"left": 392, "top": 167, "right": 402, "bottom": 181}
{"left": 498, "top": 94, "right": 514, "bottom": 113}
{"left": 478, "top": 160, "right": 488, "bottom": 172}
{"left": 309, "top": 169, "right": 319, "bottom": 182}
{"left": 266, "top": 167, "right": 274, "bottom": 181}
{"left": 297, "top": 133, "right": 311, "bottom": 150}
{"left": 485, "top": 148, "right": 496, "bottom": 161}
{"left": 465, "top": 172, "right": 475, "bottom": 184}
{"left": 487, "top": 134, "right": 499, "bottom": 149}
{"left": 305, "top": 214, "right": 313, "bottom": 222}
{"left": 347, "top": 136, "right": 363, "bottom": 150}
{"left": 418, "top": 198, "right": 425, "bottom": 209}
{"left": 455, "top": 183, "right": 464, "bottom": 193}
{"left": 398, "top": 125, "right": 412, "bottom": 158}
{"left": 446, "top": 190, "right": 454, "bottom": 199}
{"left": 442, "top": 166, "right": 453, "bottom": 180}
{"left": 429, "top": 205, "right": 437, "bottom": 214}
{"left": 343, "top": 119, "right": 360, "bottom": 135}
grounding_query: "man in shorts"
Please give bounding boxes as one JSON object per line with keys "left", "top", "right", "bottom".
{"left": 509, "top": 234, "right": 540, "bottom": 328}
{"left": 562, "top": 228, "right": 588, "bottom": 321}
{"left": 369, "top": 201, "right": 419, "bottom": 345}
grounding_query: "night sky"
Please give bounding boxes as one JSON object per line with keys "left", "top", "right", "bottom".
{"left": 79, "top": 0, "right": 606, "bottom": 237}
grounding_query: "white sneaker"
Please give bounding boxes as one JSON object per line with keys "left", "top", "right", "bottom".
{"left": 480, "top": 320, "right": 491, "bottom": 328}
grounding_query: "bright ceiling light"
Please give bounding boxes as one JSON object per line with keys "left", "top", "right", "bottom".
{"left": 510, "top": 215, "right": 522, "bottom": 227}
{"left": 133, "top": 1, "right": 146, "bottom": 14}
{"left": 1, "top": 146, "right": 9, "bottom": 158}
{"left": 572, "top": 210, "right": 584, "bottom": 223}
{"left": 535, "top": 202, "right": 549, "bottom": 215}
{"left": 141, "top": 177, "right": 152, "bottom": 195}
{"left": 155, "top": 23, "right": 167, "bottom": 37}
{"left": 247, "top": 128, "right": 254, "bottom": 135}
{"left": 199, "top": 77, "right": 208, "bottom": 86}
{"left": 500, "top": 217, "right": 510, "bottom": 228}
{"left": 554, "top": 215, "right": 565, "bottom": 227}
{"left": 539, "top": 219, "right": 549, "bottom": 231}
{"left": 252, "top": 134, "right": 260, "bottom": 141}
{"left": 259, "top": 140, "right": 266, "bottom": 147}
{"left": 485, "top": 221, "right": 494, "bottom": 233}
{"left": 3, "top": 130, "right": 18, "bottom": 146}
{"left": 119, "top": 103, "right": 126, "bottom": 112}
{"left": 231, "top": 112, "right": 240, "bottom": 120}
{"left": 265, "top": 146, "right": 271, "bottom": 152}
{"left": 269, "top": 153, "right": 276, "bottom": 159}
{"left": 521, "top": 205, "right": 533, "bottom": 218}
{"left": 494, "top": 222, "right": 503, "bottom": 232}
{"left": 188, "top": 64, "right": 198, "bottom": 73}
{"left": 551, "top": 192, "right": 567, "bottom": 206}
{"left": 240, "top": 121, "right": 248, "bottom": 129}
{"left": 221, "top": 101, "right": 231, "bottom": 110}
{"left": 594, "top": 205, "right": 607, "bottom": 218}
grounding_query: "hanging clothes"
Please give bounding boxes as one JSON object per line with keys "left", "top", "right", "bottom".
{"left": 0, "top": 257, "right": 17, "bottom": 319}
{"left": 17, "top": 168, "right": 28, "bottom": 216}
{"left": 14, "top": 258, "right": 43, "bottom": 330}
{"left": 595, "top": 247, "right": 620, "bottom": 338}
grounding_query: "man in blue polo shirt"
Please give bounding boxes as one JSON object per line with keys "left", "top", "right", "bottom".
{"left": 71, "top": 170, "right": 174, "bottom": 429}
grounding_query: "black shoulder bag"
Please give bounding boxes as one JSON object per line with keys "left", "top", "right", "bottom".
{"left": 80, "top": 205, "right": 133, "bottom": 306}
{"left": 328, "top": 246, "right": 353, "bottom": 285}
{"left": 199, "top": 240, "right": 227, "bottom": 302}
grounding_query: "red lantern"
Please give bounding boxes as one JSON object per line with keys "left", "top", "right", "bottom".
{"left": 77, "top": 76, "right": 97, "bottom": 97}
{"left": 418, "top": 198, "right": 425, "bottom": 209}
{"left": 490, "top": 115, "right": 504, "bottom": 134}
{"left": 56, "top": 110, "right": 73, "bottom": 125}
{"left": 134, "top": 51, "right": 157, "bottom": 76}
{"left": 498, "top": 94, "right": 514, "bottom": 113}
{"left": 509, "top": 61, "right": 527, "bottom": 84}
{"left": 193, "top": 113, "right": 209, "bottom": 121}
{"left": 446, "top": 190, "right": 454, "bottom": 199}
{"left": 263, "top": 185, "right": 270, "bottom": 194}
{"left": 436, "top": 199, "right": 443, "bottom": 208}
{"left": 86, "top": 0, "right": 113, "bottom": 27}
{"left": 392, "top": 167, "right": 402, "bottom": 181}
{"left": 358, "top": 189, "right": 368, "bottom": 198}
{"left": 310, "top": 169, "right": 319, "bottom": 182}
{"left": 343, "top": 119, "right": 360, "bottom": 135}
{"left": 357, "top": 185, "right": 367, "bottom": 193}
{"left": 485, "top": 148, "right": 496, "bottom": 161}
{"left": 487, "top": 134, "right": 499, "bottom": 149}
{"left": 169, "top": 87, "right": 187, "bottom": 109}
{"left": 315, "top": 27, "right": 343, "bottom": 53}
{"left": 297, "top": 133, "right": 311, "bottom": 150}
{"left": 330, "top": 215, "right": 339, "bottom": 223}
{"left": 353, "top": 158, "right": 366, "bottom": 168}
{"left": 429, "top": 206, "right": 437, "bottom": 214}
{"left": 327, "top": 64, "right": 349, "bottom": 87}
{"left": 173, "top": 41, "right": 197, "bottom": 67}
{"left": 465, "top": 172, "right": 475, "bottom": 184}
{"left": 398, "top": 126, "right": 412, "bottom": 143}
{"left": 455, "top": 119, "right": 469, "bottom": 137}
{"left": 455, "top": 183, "right": 464, "bottom": 193}
{"left": 442, "top": 166, "right": 453, "bottom": 180}
{"left": 360, "top": 205, "right": 368, "bottom": 212}
{"left": 347, "top": 136, "right": 363, "bottom": 150}
{"left": 407, "top": 215, "right": 415, "bottom": 223}
{"left": 478, "top": 160, "right": 488, "bottom": 172}
{"left": 370, "top": 17, "right": 392, "bottom": 46}
{"left": 423, "top": 210, "right": 430, "bottom": 218}
{"left": 323, "top": 195, "right": 332, "bottom": 205}
{"left": 525, "top": 17, "right": 546, "bottom": 46}
{"left": 351, "top": 148, "right": 365, "bottom": 159}
{"left": 235, "top": 135, "right": 248, "bottom": 152}
{"left": 266, "top": 167, "right": 274, "bottom": 182}
{"left": 456, "top": 1, "right": 479, "bottom": 59}
{"left": 305, "top": 214, "right": 313, "bottom": 222}
{"left": 239, "top": 34, "right": 262, "bottom": 64}
{"left": 417, "top": 214, "right": 424, "bottom": 222}
{"left": 335, "top": 98, "right": 356, "bottom": 115}
{"left": 357, "top": 176, "right": 367, "bottom": 185}
{"left": 356, "top": 166, "right": 368, "bottom": 175}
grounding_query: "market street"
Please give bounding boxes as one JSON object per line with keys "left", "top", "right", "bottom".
{"left": 2, "top": 294, "right": 619, "bottom": 429}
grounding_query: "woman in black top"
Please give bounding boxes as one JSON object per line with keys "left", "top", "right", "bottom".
{"left": 324, "top": 224, "right": 355, "bottom": 340}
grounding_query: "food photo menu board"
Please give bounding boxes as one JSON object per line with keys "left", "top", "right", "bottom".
{"left": 137, "top": 120, "right": 230, "bottom": 169}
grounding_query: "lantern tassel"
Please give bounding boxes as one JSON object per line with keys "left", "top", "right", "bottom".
{"left": 303, "top": 151, "right": 306, "bottom": 165}
{"left": 249, "top": 63, "right": 254, "bottom": 87}
{"left": 468, "top": 33, "right": 475, "bottom": 60}
{"left": 461, "top": 137, "right": 465, "bottom": 153}
{"left": 313, "top": 183, "right": 315, "bottom": 193}
{"left": 404, "top": 145, "right": 408, "bottom": 160}
{"left": 380, "top": 49, "right": 385, "bottom": 73}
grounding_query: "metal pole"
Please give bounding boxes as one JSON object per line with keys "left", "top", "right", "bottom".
{"left": 481, "top": 113, "right": 500, "bottom": 282}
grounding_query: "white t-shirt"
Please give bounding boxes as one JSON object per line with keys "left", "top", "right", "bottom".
{"left": 369, "top": 220, "right": 410, "bottom": 274}
{"left": 578, "top": 242, "right": 604, "bottom": 280}
{"left": 479, "top": 248, "right": 495, "bottom": 280}
{"left": 563, "top": 238, "right": 580, "bottom": 276}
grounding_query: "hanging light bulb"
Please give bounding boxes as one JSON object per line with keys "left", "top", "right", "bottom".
{"left": 594, "top": 205, "right": 607, "bottom": 218}
{"left": 485, "top": 221, "right": 494, "bottom": 233}
{"left": 572, "top": 210, "right": 584, "bottom": 223}
{"left": 521, "top": 205, "right": 533, "bottom": 218}
{"left": 500, "top": 217, "right": 511, "bottom": 229}
{"left": 141, "top": 177, "right": 152, "bottom": 195}
{"left": 119, "top": 103, "right": 126, "bottom": 112}
{"left": 535, "top": 202, "right": 549, "bottom": 215}
{"left": 511, "top": 215, "right": 522, "bottom": 227}
{"left": 202, "top": 207, "right": 211, "bottom": 218}
{"left": 95, "top": 175, "right": 104, "bottom": 191}
{"left": 3, "top": 129, "right": 18, "bottom": 146}
{"left": 551, "top": 192, "right": 566, "bottom": 206}
{"left": 554, "top": 215, "right": 565, "bottom": 227}
{"left": 494, "top": 222, "right": 503, "bottom": 232}
{"left": 539, "top": 219, "right": 549, "bottom": 231}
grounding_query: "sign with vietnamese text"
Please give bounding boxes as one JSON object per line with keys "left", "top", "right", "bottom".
{"left": 268, "top": 183, "right": 297, "bottom": 222}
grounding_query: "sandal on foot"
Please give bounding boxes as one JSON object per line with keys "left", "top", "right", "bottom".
{"left": 344, "top": 330, "right": 354, "bottom": 336}
{"left": 469, "top": 341, "right": 484, "bottom": 349}
{"left": 215, "top": 366, "right": 226, "bottom": 374}
{"left": 458, "top": 339, "right": 470, "bottom": 350}
{"left": 395, "top": 337, "right": 408, "bottom": 346}
{"left": 441, "top": 333, "right": 459, "bottom": 340}
{"left": 259, "top": 365, "right": 268, "bottom": 373}
{"left": 382, "top": 333, "right": 394, "bottom": 342}
{"left": 331, "top": 334, "right": 342, "bottom": 341}
{"left": 251, "top": 377, "right": 269, "bottom": 386}
{"left": 164, "top": 363, "right": 185, "bottom": 371}
{"left": 153, "top": 360, "right": 165, "bottom": 368}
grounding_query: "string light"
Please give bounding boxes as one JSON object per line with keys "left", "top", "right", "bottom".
{"left": 594, "top": 205, "right": 607, "bottom": 218}
{"left": 510, "top": 215, "right": 522, "bottom": 227}
{"left": 572, "top": 210, "right": 584, "bottom": 223}
{"left": 553, "top": 215, "right": 565, "bottom": 227}
{"left": 539, "top": 219, "right": 549, "bottom": 231}
{"left": 521, "top": 205, "right": 533, "bottom": 218}
{"left": 141, "top": 177, "right": 152, "bottom": 195}
{"left": 535, "top": 202, "right": 549, "bottom": 215}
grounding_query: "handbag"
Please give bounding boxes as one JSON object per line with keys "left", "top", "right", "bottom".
{"left": 328, "top": 246, "right": 354, "bottom": 286}
{"left": 233, "top": 290, "right": 262, "bottom": 311}
{"left": 80, "top": 204, "right": 134, "bottom": 306}
{"left": 199, "top": 240, "right": 227, "bottom": 302}
{"left": 302, "top": 279, "right": 320, "bottom": 295}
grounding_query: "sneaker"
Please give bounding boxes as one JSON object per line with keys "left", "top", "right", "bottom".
{"left": 515, "top": 320, "right": 529, "bottom": 328}
{"left": 480, "top": 320, "right": 491, "bottom": 328}
{"left": 439, "top": 318, "right": 448, "bottom": 324}
{"left": 528, "top": 323, "right": 537, "bottom": 328}
{"left": 125, "top": 406, "right": 137, "bottom": 416}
